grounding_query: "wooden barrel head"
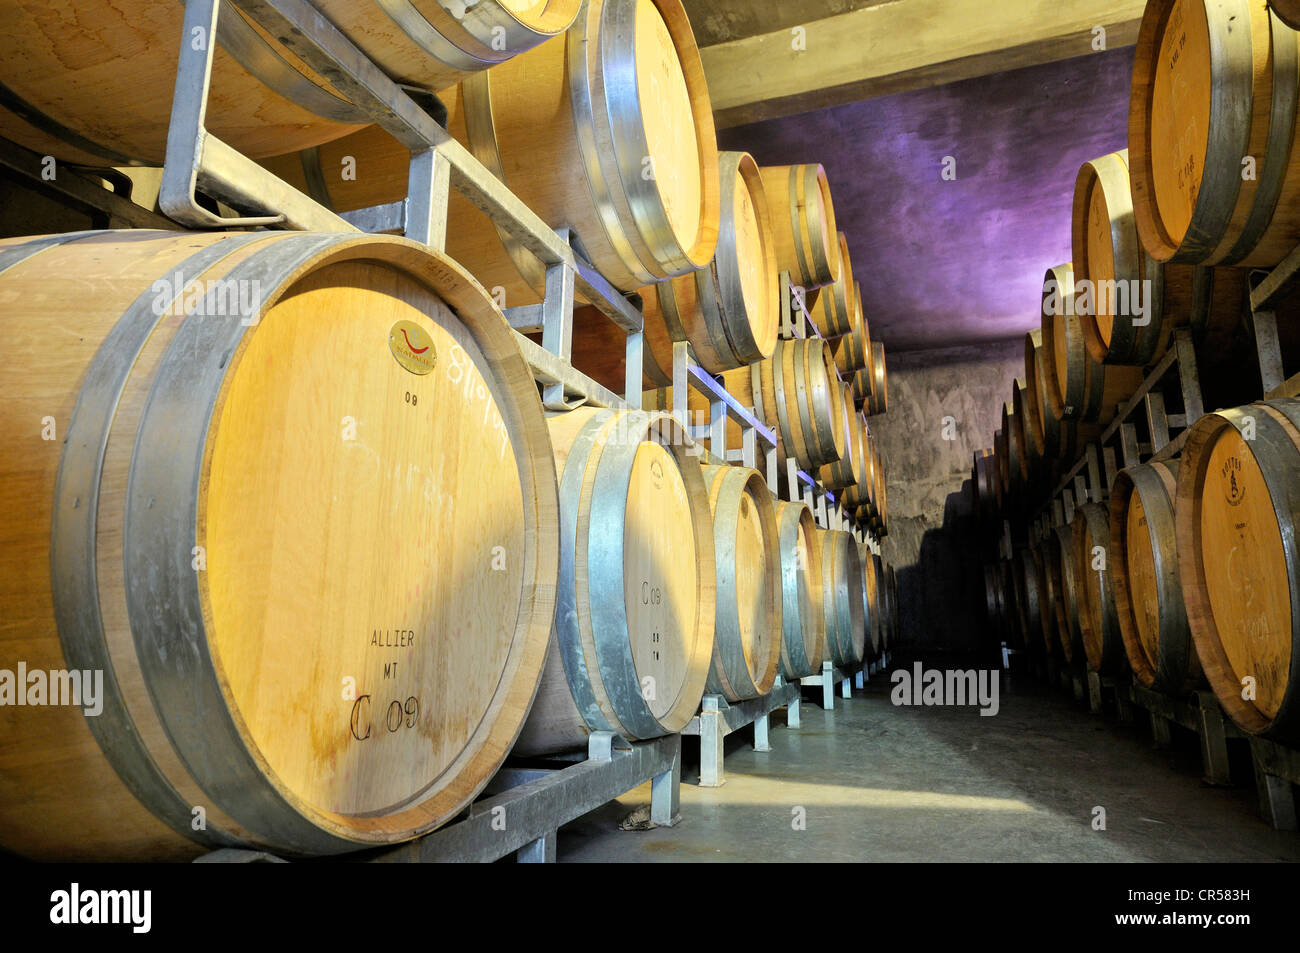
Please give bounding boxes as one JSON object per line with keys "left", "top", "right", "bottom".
{"left": 735, "top": 492, "right": 776, "bottom": 671}
{"left": 502, "top": 0, "right": 555, "bottom": 17}
{"left": 205, "top": 259, "right": 532, "bottom": 822}
{"left": 1051, "top": 523, "right": 1082, "bottom": 662}
{"left": 0, "top": 231, "right": 560, "bottom": 858}
{"left": 635, "top": 0, "right": 704, "bottom": 255}
{"left": 820, "top": 529, "right": 866, "bottom": 668}
{"left": 519, "top": 407, "right": 714, "bottom": 755}
{"left": 1149, "top": 0, "right": 1212, "bottom": 251}
{"left": 1011, "top": 378, "right": 1033, "bottom": 482}
{"left": 810, "top": 232, "right": 857, "bottom": 339}
{"left": 1190, "top": 414, "right": 1292, "bottom": 720}
{"left": 704, "top": 465, "right": 780, "bottom": 699}
{"left": 1041, "top": 262, "right": 1082, "bottom": 420}
{"left": 732, "top": 154, "right": 778, "bottom": 357}
{"left": 1072, "top": 154, "right": 1127, "bottom": 354}
{"left": 1111, "top": 459, "right": 1202, "bottom": 693}
{"left": 1073, "top": 502, "right": 1125, "bottom": 673}
{"left": 758, "top": 164, "right": 841, "bottom": 289}
{"left": 776, "top": 501, "right": 824, "bottom": 678}
{"left": 1272, "top": 0, "right": 1300, "bottom": 28}
{"left": 1126, "top": 488, "right": 1165, "bottom": 673}
{"left": 869, "top": 340, "right": 888, "bottom": 416}
{"left": 625, "top": 440, "right": 700, "bottom": 718}
{"left": 812, "top": 169, "right": 839, "bottom": 284}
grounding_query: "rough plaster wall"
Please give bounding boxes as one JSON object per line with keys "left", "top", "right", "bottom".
{"left": 872, "top": 340, "right": 1022, "bottom": 655}
{"left": 720, "top": 48, "right": 1133, "bottom": 350}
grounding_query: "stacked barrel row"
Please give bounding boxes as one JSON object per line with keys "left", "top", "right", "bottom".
{"left": 0, "top": 1, "right": 899, "bottom": 861}
{"left": 977, "top": 0, "right": 1300, "bottom": 756}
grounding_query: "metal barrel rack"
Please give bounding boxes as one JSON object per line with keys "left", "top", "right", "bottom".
{"left": 683, "top": 677, "right": 802, "bottom": 788}
{"left": 131, "top": 0, "right": 889, "bottom": 862}
{"left": 1007, "top": 240, "right": 1300, "bottom": 834}
{"left": 1125, "top": 684, "right": 1240, "bottom": 787}
{"left": 201, "top": 732, "right": 682, "bottom": 863}
{"left": 663, "top": 273, "right": 883, "bottom": 788}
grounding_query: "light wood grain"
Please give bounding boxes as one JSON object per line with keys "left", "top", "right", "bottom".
{"left": 702, "top": 465, "right": 781, "bottom": 701}
{"left": 515, "top": 407, "right": 714, "bottom": 753}
{"left": 0, "top": 0, "right": 581, "bottom": 164}
{"left": 0, "top": 231, "right": 558, "bottom": 858}
{"left": 757, "top": 164, "right": 840, "bottom": 290}
{"left": 1133, "top": 0, "right": 1300, "bottom": 265}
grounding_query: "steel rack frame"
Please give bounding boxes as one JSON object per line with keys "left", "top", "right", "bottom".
{"left": 1246, "top": 736, "right": 1300, "bottom": 830}
{"left": 165, "top": 0, "right": 647, "bottom": 415}
{"left": 800, "top": 660, "right": 869, "bottom": 712}
{"left": 682, "top": 676, "right": 802, "bottom": 788}
{"left": 199, "top": 731, "right": 681, "bottom": 863}
{"left": 1124, "top": 684, "right": 1241, "bottom": 787}
{"left": 0, "top": 137, "right": 180, "bottom": 231}
{"left": 1034, "top": 327, "right": 1204, "bottom": 529}
{"left": 153, "top": 0, "right": 896, "bottom": 861}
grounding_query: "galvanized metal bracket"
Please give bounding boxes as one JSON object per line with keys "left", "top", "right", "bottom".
{"left": 682, "top": 678, "right": 801, "bottom": 788}
{"left": 671, "top": 340, "right": 779, "bottom": 488}
{"left": 161, "top": 0, "right": 342, "bottom": 229}
{"left": 163, "top": 0, "right": 658, "bottom": 413}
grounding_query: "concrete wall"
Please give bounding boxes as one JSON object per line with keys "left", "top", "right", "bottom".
{"left": 872, "top": 340, "right": 1022, "bottom": 656}
{"left": 719, "top": 48, "right": 1133, "bottom": 351}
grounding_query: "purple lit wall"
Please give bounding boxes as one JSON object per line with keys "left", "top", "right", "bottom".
{"left": 720, "top": 47, "right": 1135, "bottom": 353}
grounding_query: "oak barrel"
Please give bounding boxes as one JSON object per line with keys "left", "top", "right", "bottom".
{"left": 1001, "top": 402, "right": 1023, "bottom": 496}
{"left": 866, "top": 340, "right": 889, "bottom": 415}
{"left": 775, "top": 501, "right": 826, "bottom": 679}
{"left": 265, "top": 0, "right": 720, "bottom": 297}
{"left": 1010, "top": 379, "right": 1034, "bottom": 483}
{"left": 700, "top": 464, "right": 780, "bottom": 702}
{"left": 1072, "top": 150, "right": 1246, "bottom": 365}
{"left": 830, "top": 281, "right": 870, "bottom": 378}
{"left": 722, "top": 337, "right": 848, "bottom": 472}
{"left": 514, "top": 407, "right": 714, "bottom": 754}
{"left": 1130, "top": 0, "right": 1300, "bottom": 267}
{"left": 820, "top": 529, "right": 867, "bottom": 670}
{"left": 1040, "top": 262, "right": 1083, "bottom": 420}
{"left": 639, "top": 151, "right": 779, "bottom": 376}
{"left": 1271, "top": 0, "right": 1300, "bottom": 28}
{"left": 1049, "top": 522, "right": 1084, "bottom": 663}
{"left": 972, "top": 449, "right": 997, "bottom": 527}
{"left": 1072, "top": 502, "right": 1126, "bottom": 673}
{"left": 819, "top": 399, "right": 865, "bottom": 491}
{"left": 0, "top": 0, "right": 580, "bottom": 165}
{"left": 561, "top": 149, "right": 778, "bottom": 391}
{"left": 1176, "top": 401, "right": 1300, "bottom": 739}
{"left": 810, "top": 233, "right": 857, "bottom": 339}
{"left": 1031, "top": 543, "right": 1057, "bottom": 653}
{"left": 868, "top": 549, "right": 886, "bottom": 657}
{"left": 0, "top": 229, "right": 561, "bottom": 860}
{"left": 1042, "top": 259, "right": 1141, "bottom": 427}
{"left": 758, "top": 164, "right": 841, "bottom": 290}
{"left": 1023, "top": 329, "right": 1063, "bottom": 464}
{"left": 1013, "top": 546, "right": 1043, "bottom": 651}
{"left": 1111, "top": 461, "right": 1202, "bottom": 693}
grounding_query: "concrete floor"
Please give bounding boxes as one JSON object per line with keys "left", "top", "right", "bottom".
{"left": 556, "top": 674, "right": 1300, "bottom": 862}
